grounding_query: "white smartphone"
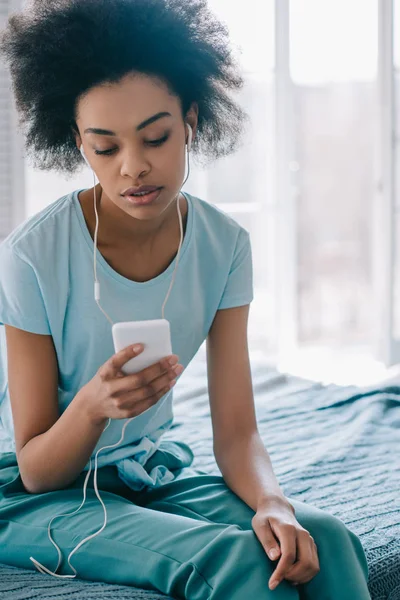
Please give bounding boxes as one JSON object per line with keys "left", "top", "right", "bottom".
{"left": 112, "top": 319, "right": 173, "bottom": 376}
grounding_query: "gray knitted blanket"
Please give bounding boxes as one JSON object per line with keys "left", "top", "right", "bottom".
{"left": 0, "top": 355, "right": 399, "bottom": 599}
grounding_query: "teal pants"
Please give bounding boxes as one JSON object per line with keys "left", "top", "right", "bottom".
{"left": 0, "top": 446, "right": 371, "bottom": 600}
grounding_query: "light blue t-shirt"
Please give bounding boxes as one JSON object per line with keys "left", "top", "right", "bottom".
{"left": 0, "top": 188, "right": 253, "bottom": 490}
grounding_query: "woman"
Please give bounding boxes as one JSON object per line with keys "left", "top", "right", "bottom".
{"left": 0, "top": 0, "right": 371, "bottom": 598}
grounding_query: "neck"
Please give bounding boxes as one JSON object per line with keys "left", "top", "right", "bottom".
{"left": 86, "top": 184, "right": 185, "bottom": 248}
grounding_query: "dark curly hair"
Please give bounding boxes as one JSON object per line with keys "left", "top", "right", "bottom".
{"left": 0, "top": 0, "right": 248, "bottom": 174}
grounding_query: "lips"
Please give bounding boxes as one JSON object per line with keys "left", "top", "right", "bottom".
{"left": 122, "top": 185, "right": 161, "bottom": 196}
{"left": 124, "top": 187, "right": 162, "bottom": 206}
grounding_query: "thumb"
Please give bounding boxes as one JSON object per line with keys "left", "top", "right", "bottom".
{"left": 253, "top": 521, "right": 281, "bottom": 561}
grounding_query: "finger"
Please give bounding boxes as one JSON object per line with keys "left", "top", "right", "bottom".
{"left": 126, "top": 383, "right": 175, "bottom": 417}
{"left": 252, "top": 519, "right": 281, "bottom": 561}
{"left": 145, "top": 380, "right": 177, "bottom": 404}
{"left": 269, "top": 525, "right": 297, "bottom": 590}
{"left": 134, "top": 353, "right": 180, "bottom": 386}
{"left": 122, "top": 353, "right": 180, "bottom": 391}
{"left": 126, "top": 367, "right": 180, "bottom": 403}
{"left": 285, "top": 532, "right": 319, "bottom": 585}
{"left": 104, "top": 344, "right": 145, "bottom": 378}
{"left": 107, "top": 342, "right": 179, "bottom": 389}
{"left": 115, "top": 360, "right": 183, "bottom": 399}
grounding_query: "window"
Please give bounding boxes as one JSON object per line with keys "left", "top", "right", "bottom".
{"left": 186, "top": 0, "right": 276, "bottom": 353}
{"left": 393, "top": 0, "right": 400, "bottom": 337}
{"left": 15, "top": 0, "right": 399, "bottom": 369}
{"left": 290, "top": 0, "right": 378, "bottom": 348}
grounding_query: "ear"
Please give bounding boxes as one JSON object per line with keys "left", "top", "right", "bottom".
{"left": 186, "top": 102, "right": 199, "bottom": 141}
{"left": 71, "top": 120, "right": 82, "bottom": 151}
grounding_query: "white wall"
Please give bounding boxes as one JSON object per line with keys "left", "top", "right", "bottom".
{"left": 25, "top": 163, "right": 94, "bottom": 218}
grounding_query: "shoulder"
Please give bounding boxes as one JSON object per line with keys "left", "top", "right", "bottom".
{"left": 0, "top": 191, "right": 80, "bottom": 334}
{"left": 186, "top": 192, "right": 251, "bottom": 255}
{"left": 0, "top": 189, "right": 77, "bottom": 263}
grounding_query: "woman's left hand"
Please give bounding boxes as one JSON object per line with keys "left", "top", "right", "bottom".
{"left": 251, "top": 495, "right": 320, "bottom": 591}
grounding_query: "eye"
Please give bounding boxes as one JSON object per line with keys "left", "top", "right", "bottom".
{"left": 94, "top": 135, "right": 170, "bottom": 156}
{"left": 146, "top": 134, "right": 169, "bottom": 147}
{"left": 94, "top": 148, "right": 116, "bottom": 156}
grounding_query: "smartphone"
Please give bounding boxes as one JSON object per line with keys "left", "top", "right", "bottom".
{"left": 112, "top": 319, "right": 173, "bottom": 376}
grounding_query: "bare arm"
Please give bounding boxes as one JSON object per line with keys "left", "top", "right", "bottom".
{"left": 6, "top": 325, "right": 179, "bottom": 494}
{"left": 6, "top": 325, "right": 108, "bottom": 494}
{"left": 207, "top": 306, "right": 290, "bottom": 511}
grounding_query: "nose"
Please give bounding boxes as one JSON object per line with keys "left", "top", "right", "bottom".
{"left": 120, "top": 145, "right": 151, "bottom": 180}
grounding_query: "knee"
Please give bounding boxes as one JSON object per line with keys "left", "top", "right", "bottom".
{"left": 320, "top": 511, "right": 348, "bottom": 535}
{"left": 318, "top": 514, "right": 366, "bottom": 563}
{"left": 306, "top": 509, "right": 351, "bottom": 548}
{"left": 309, "top": 511, "right": 366, "bottom": 563}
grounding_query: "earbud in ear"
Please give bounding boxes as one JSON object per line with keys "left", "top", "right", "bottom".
{"left": 80, "top": 145, "right": 91, "bottom": 168}
{"left": 186, "top": 124, "right": 193, "bottom": 153}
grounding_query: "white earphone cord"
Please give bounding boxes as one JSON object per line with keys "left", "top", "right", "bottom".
{"left": 30, "top": 126, "right": 192, "bottom": 578}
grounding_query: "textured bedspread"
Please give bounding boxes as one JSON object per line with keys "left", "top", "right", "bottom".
{"left": 0, "top": 351, "right": 399, "bottom": 599}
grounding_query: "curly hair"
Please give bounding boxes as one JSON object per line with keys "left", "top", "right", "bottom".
{"left": 0, "top": 0, "right": 248, "bottom": 174}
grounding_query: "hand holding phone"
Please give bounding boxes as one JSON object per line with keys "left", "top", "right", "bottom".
{"left": 82, "top": 334, "right": 183, "bottom": 425}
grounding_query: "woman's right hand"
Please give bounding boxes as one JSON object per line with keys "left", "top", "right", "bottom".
{"left": 82, "top": 344, "right": 184, "bottom": 425}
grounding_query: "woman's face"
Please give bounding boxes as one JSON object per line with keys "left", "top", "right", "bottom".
{"left": 75, "top": 72, "right": 198, "bottom": 222}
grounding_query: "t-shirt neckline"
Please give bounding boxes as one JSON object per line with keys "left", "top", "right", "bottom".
{"left": 72, "top": 188, "right": 194, "bottom": 289}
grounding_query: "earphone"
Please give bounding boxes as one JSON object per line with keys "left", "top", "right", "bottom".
{"left": 81, "top": 123, "right": 192, "bottom": 314}
{"left": 30, "top": 123, "right": 193, "bottom": 579}
{"left": 187, "top": 122, "right": 193, "bottom": 154}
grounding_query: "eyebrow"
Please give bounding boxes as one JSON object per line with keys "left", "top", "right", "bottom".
{"left": 84, "top": 112, "right": 172, "bottom": 137}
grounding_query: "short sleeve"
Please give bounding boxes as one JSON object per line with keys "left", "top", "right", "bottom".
{"left": 218, "top": 228, "right": 254, "bottom": 310}
{"left": 0, "top": 243, "right": 51, "bottom": 335}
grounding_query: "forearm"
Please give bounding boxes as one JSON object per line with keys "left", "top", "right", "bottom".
{"left": 19, "top": 389, "right": 108, "bottom": 494}
{"left": 214, "top": 431, "right": 287, "bottom": 512}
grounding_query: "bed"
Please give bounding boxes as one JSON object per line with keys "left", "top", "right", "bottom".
{"left": 0, "top": 349, "right": 399, "bottom": 600}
